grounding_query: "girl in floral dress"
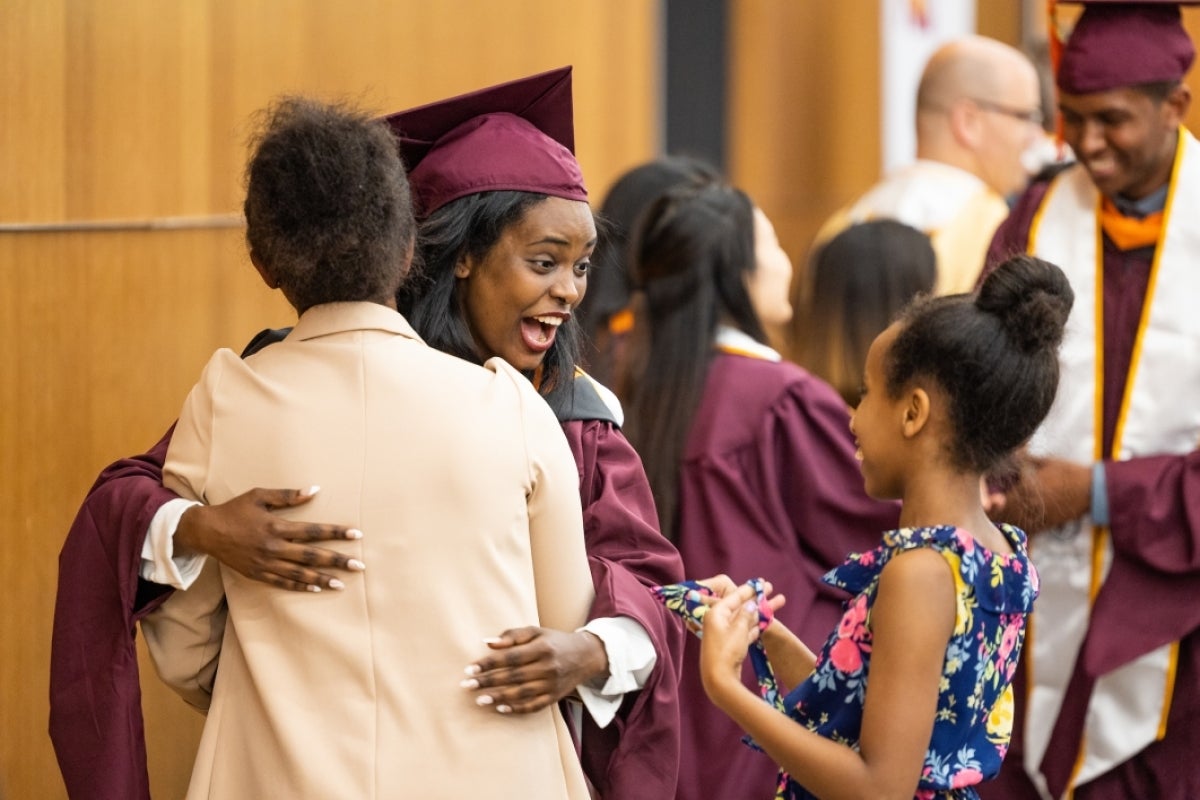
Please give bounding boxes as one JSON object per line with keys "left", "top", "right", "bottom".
{"left": 693, "top": 255, "right": 1072, "bottom": 799}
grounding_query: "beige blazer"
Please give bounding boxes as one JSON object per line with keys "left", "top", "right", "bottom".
{"left": 143, "top": 302, "right": 593, "bottom": 799}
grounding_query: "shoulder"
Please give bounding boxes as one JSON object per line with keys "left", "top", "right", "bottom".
{"left": 874, "top": 542, "right": 957, "bottom": 629}
{"left": 547, "top": 368, "right": 623, "bottom": 426}
{"left": 483, "top": 358, "right": 562, "bottom": 429}
{"left": 984, "top": 165, "right": 1074, "bottom": 277}
{"left": 697, "top": 353, "right": 802, "bottom": 427}
{"left": 1007, "top": 162, "right": 1076, "bottom": 227}
{"left": 876, "top": 550, "right": 954, "bottom": 623}
{"left": 877, "top": 527, "right": 964, "bottom": 584}
{"left": 709, "top": 351, "right": 804, "bottom": 395}
{"left": 194, "top": 347, "right": 248, "bottom": 389}
{"left": 482, "top": 356, "right": 539, "bottom": 396}
{"left": 881, "top": 542, "right": 955, "bottom": 582}
{"left": 767, "top": 359, "right": 854, "bottom": 422}
{"left": 694, "top": 355, "right": 850, "bottom": 448}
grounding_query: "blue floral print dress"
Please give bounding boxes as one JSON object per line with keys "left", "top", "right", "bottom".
{"left": 779, "top": 524, "right": 1038, "bottom": 799}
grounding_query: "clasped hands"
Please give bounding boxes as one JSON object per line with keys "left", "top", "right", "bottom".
{"left": 688, "top": 576, "right": 788, "bottom": 696}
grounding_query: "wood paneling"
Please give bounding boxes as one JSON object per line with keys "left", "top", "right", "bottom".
{"left": 0, "top": 229, "right": 284, "bottom": 799}
{"left": 1, "top": 2, "right": 657, "bottom": 797}
{"left": 727, "top": 1, "right": 882, "bottom": 352}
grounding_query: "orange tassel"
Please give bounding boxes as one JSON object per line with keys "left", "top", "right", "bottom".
{"left": 1048, "top": 0, "right": 1067, "bottom": 157}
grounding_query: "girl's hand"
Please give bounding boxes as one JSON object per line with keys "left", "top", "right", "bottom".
{"left": 694, "top": 575, "right": 786, "bottom": 613}
{"left": 699, "top": 583, "right": 764, "bottom": 702}
{"left": 694, "top": 573, "right": 739, "bottom": 599}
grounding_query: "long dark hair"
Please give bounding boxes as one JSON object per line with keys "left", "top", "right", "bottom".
{"left": 625, "top": 182, "right": 764, "bottom": 539}
{"left": 580, "top": 156, "right": 721, "bottom": 387}
{"left": 397, "top": 190, "right": 582, "bottom": 408}
{"left": 793, "top": 220, "right": 936, "bottom": 406}
{"left": 583, "top": 157, "right": 721, "bottom": 330}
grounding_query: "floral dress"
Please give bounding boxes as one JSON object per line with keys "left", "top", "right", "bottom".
{"left": 779, "top": 524, "right": 1038, "bottom": 799}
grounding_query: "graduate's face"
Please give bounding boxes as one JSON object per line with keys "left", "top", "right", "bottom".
{"left": 1059, "top": 84, "right": 1189, "bottom": 200}
{"left": 455, "top": 197, "right": 596, "bottom": 372}
{"left": 746, "top": 207, "right": 794, "bottom": 327}
{"left": 849, "top": 323, "right": 907, "bottom": 499}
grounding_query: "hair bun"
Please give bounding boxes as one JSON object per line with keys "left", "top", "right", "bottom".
{"left": 976, "top": 254, "right": 1074, "bottom": 352}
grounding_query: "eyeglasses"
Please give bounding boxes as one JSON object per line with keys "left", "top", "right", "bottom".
{"left": 968, "top": 98, "right": 1044, "bottom": 127}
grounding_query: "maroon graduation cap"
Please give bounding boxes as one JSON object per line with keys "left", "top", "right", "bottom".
{"left": 1054, "top": 1, "right": 1197, "bottom": 93}
{"left": 383, "top": 66, "right": 588, "bottom": 218}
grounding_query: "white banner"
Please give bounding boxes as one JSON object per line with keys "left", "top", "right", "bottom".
{"left": 879, "top": 0, "right": 975, "bottom": 173}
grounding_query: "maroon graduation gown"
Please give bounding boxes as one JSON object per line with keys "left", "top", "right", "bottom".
{"left": 50, "top": 358, "right": 684, "bottom": 799}
{"left": 563, "top": 417, "right": 686, "bottom": 799}
{"left": 672, "top": 352, "right": 900, "bottom": 800}
{"left": 49, "top": 428, "right": 176, "bottom": 800}
{"left": 979, "top": 177, "right": 1200, "bottom": 800}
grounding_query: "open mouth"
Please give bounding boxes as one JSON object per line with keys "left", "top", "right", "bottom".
{"left": 519, "top": 314, "right": 564, "bottom": 353}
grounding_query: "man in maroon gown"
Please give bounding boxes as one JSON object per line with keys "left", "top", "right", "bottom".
{"left": 980, "top": 4, "right": 1200, "bottom": 798}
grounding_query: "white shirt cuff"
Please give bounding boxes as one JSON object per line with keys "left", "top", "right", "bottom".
{"left": 575, "top": 615, "right": 656, "bottom": 728}
{"left": 139, "top": 498, "right": 208, "bottom": 590}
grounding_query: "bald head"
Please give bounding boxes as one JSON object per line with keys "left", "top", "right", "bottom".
{"left": 916, "top": 36, "right": 1042, "bottom": 196}
{"left": 918, "top": 37, "right": 1034, "bottom": 114}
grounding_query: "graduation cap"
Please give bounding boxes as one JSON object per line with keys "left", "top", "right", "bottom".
{"left": 1052, "top": 1, "right": 1197, "bottom": 93}
{"left": 382, "top": 66, "right": 588, "bottom": 218}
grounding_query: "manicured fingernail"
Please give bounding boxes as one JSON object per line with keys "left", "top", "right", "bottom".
{"left": 482, "top": 637, "right": 504, "bottom": 645}
{"left": 346, "top": 529, "right": 363, "bottom": 540}
{"left": 460, "top": 678, "right": 479, "bottom": 689}
{"left": 307, "top": 585, "right": 321, "bottom": 593}
{"left": 304, "top": 485, "right": 320, "bottom": 496}
{"left": 328, "top": 579, "right": 345, "bottom": 591}
{"left": 475, "top": 694, "right": 493, "bottom": 706}
{"left": 348, "top": 559, "right": 366, "bottom": 571}
{"left": 496, "top": 704, "right": 512, "bottom": 714}
{"left": 464, "top": 664, "right": 481, "bottom": 676}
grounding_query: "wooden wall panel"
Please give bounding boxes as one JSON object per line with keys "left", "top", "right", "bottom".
{"left": 727, "top": 1, "right": 882, "bottom": 351}
{"left": 1, "top": 2, "right": 658, "bottom": 797}
{"left": 0, "top": 230, "right": 280, "bottom": 799}
{"left": 3, "top": 1, "right": 68, "bottom": 223}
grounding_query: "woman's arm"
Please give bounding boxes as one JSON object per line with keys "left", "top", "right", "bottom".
{"left": 567, "top": 420, "right": 684, "bottom": 713}
{"left": 701, "top": 551, "right": 955, "bottom": 800}
{"left": 172, "top": 485, "right": 364, "bottom": 591}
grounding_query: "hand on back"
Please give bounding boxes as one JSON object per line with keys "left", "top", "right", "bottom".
{"left": 175, "top": 486, "right": 365, "bottom": 592}
{"left": 461, "top": 627, "right": 609, "bottom": 714}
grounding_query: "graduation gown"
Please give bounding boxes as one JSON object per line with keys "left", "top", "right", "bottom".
{"left": 49, "top": 429, "right": 177, "bottom": 800}
{"left": 673, "top": 350, "right": 899, "bottom": 800}
{"left": 980, "top": 164, "right": 1200, "bottom": 800}
{"left": 557, "top": 377, "right": 687, "bottom": 798}
{"left": 49, "top": 332, "right": 684, "bottom": 799}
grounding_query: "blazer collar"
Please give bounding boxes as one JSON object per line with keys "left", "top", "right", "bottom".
{"left": 288, "top": 302, "right": 424, "bottom": 344}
